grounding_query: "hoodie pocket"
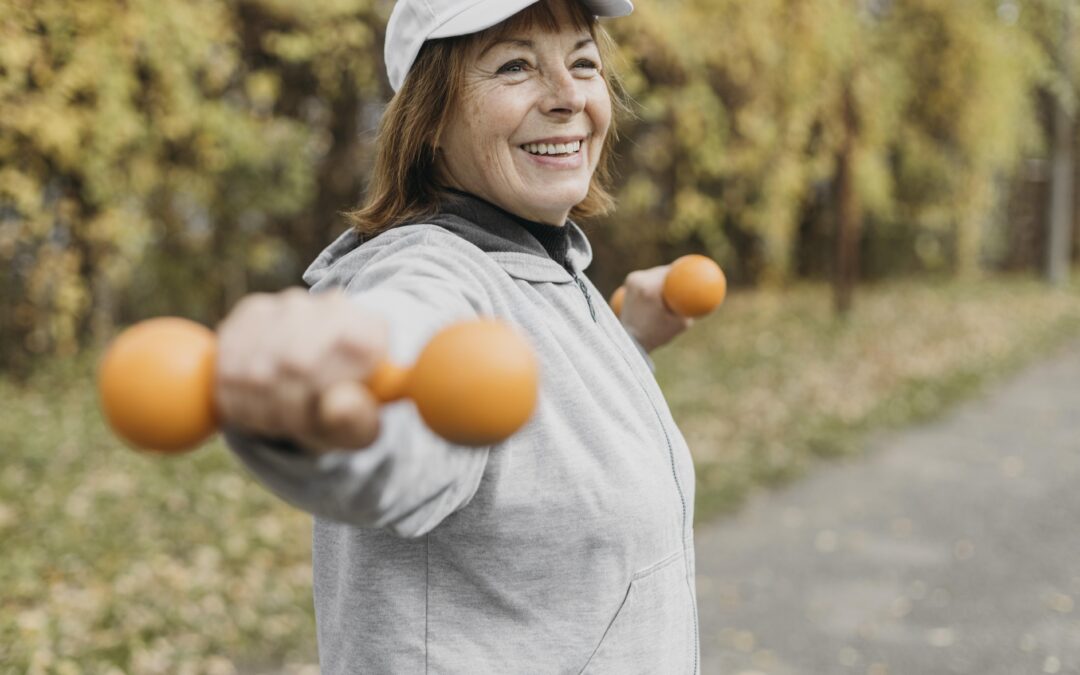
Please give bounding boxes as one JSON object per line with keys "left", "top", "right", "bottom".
{"left": 578, "top": 549, "right": 695, "bottom": 675}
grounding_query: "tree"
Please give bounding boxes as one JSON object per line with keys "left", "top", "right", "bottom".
{"left": 1045, "top": 0, "right": 1075, "bottom": 286}
{"left": 0, "top": 0, "right": 388, "bottom": 373}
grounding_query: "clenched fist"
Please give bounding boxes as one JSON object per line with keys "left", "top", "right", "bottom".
{"left": 617, "top": 265, "right": 693, "bottom": 352}
{"left": 215, "top": 287, "right": 388, "bottom": 454}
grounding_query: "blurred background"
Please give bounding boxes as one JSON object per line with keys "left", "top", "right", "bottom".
{"left": 2, "top": 0, "right": 1080, "bottom": 672}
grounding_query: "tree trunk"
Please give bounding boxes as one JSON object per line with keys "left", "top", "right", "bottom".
{"left": 835, "top": 81, "right": 862, "bottom": 316}
{"left": 1046, "top": 0, "right": 1074, "bottom": 286}
{"left": 955, "top": 174, "right": 992, "bottom": 279}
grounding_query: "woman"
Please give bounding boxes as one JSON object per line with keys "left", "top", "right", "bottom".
{"left": 219, "top": 0, "right": 700, "bottom": 672}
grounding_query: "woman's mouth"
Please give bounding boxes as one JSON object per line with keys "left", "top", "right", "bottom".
{"left": 520, "top": 140, "right": 583, "bottom": 157}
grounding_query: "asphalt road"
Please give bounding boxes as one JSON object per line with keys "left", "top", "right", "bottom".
{"left": 695, "top": 339, "right": 1080, "bottom": 675}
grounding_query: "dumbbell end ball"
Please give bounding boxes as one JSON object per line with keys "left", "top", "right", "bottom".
{"left": 663, "top": 255, "right": 727, "bottom": 318}
{"left": 98, "top": 317, "right": 218, "bottom": 453}
{"left": 409, "top": 320, "right": 539, "bottom": 446}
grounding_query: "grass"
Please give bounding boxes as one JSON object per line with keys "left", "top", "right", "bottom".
{"left": 0, "top": 361, "right": 317, "bottom": 674}
{"left": 655, "top": 274, "right": 1080, "bottom": 520}
{"left": 2, "top": 273, "right": 1080, "bottom": 672}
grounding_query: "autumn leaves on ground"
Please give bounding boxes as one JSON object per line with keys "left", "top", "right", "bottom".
{"left": 2, "top": 277, "right": 1079, "bottom": 673}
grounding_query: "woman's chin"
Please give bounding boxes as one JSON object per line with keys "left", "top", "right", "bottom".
{"left": 523, "top": 183, "right": 588, "bottom": 216}
{"left": 519, "top": 195, "right": 585, "bottom": 223}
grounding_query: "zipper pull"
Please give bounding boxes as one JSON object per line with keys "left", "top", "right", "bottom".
{"left": 570, "top": 269, "right": 598, "bottom": 322}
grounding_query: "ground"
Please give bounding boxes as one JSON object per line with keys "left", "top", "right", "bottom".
{"left": 695, "top": 339, "right": 1080, "bottom": 674}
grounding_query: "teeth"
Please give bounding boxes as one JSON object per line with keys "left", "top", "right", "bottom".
{"left": 522, "top": 140, "right": 582, "bottom": 156}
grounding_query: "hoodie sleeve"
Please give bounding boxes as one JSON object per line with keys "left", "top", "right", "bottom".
{"left": 222, "top": 229, "right": 494, "bottom": 538}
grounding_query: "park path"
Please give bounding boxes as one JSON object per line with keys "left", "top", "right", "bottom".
{"left": 694, "top": 339, "right": 1080, "bottom": 675}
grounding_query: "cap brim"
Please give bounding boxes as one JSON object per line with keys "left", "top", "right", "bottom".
{"left": 429, "top": 0, "right": 633, "bottom": 40}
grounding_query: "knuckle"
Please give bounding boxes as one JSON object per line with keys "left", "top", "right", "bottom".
{"left": 246, "top": 365, "right": 275, "bottom": 389}
{"left": 281, "top": 287, "right": 311, "bottom": 310}
{"left": 314, "top": 288, "right": 347, "bottom": 310}
{"left": 279, "top": 349, "right": 316, "bottom": 375}
{"left": 216, "top": 365, "right": 241, "bottom": 390}
{"left": 219, "top": 342, "right": 281, "bottom": 389}
{"left": 222, "top": 358, "right": 275, "bottom": 390}
{"left": 217, "top": 356, "right": 254, "bottom": 388}
{"left": 331, "top": 331, "right": 379, "bottom": 364}
{"left": 234, "top": 292, "right": 276, "bottom": 316}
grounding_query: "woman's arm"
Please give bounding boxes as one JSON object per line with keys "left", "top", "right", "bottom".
{"left": 220, "top": 231, "right": 493, "bottom": 537}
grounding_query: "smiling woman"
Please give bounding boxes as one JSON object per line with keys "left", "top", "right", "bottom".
{"left": 217, "top": 0, "right": 703, "bottom": 673}
{"left": 349, "top": 0, "right": 630, "bottom": 232}
{"left": 437, "top": 10, "right": 610, "bottom": 225}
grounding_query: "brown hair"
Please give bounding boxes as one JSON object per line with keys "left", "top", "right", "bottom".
{"left": 346, "top": 0, "right": 630, "bottom": 234}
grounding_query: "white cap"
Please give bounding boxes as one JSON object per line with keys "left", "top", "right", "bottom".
{"left": 385, "top": 0, "right": 634, "bottom": 92}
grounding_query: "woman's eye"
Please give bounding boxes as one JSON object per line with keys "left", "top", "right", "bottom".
{"left": 497, "top": 60, "right": 528, "bottom": 74}
{"left": 574, "top": 59, "right": 599, "bottom": 71}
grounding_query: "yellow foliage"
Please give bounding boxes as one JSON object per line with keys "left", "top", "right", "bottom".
{"left": 0, "top": 0, "right": 1063, "bottom": 368}
{"left": 0, "top": 0, "right": 385, "bottom": 370}
{"left": 602, "top": 0, "right": 1048, "bottom": 285}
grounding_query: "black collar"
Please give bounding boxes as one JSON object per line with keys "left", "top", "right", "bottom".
{"left": 409, "top": 189, "right": 574, "bottom": 270}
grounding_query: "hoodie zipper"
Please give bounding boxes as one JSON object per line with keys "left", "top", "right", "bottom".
{"left": 568, "top": 267, "right": 700, "bottom": 674}
{"left": 569, "top": 268, "right": 598, "bottom": 322}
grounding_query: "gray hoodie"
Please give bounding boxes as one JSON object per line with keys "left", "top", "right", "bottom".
{"left": 225, "top": 194, "right": 700, "bottom": 674}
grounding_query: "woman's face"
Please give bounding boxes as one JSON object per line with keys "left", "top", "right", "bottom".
{"left": 436, "top": 13, "right": 612, "bottom": 226}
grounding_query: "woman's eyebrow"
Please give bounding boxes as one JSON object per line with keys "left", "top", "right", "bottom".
{"left": 480, "top": 36, "right": 595, "bottom": 58}
{"left": 481, "top": 38, "right": 534, "bottom": 57}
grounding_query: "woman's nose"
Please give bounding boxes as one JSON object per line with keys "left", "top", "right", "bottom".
{"left": 541, "top": 68, "right": 586, "bottom": 116}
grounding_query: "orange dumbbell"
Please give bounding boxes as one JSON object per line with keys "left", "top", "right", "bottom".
{"left": 610, "top": 254, "right": 727, "bottom": 319}
{"left": 98, "top": 317, "right": 539, "bottom": 453}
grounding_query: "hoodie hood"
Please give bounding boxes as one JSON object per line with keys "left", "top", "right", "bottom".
{"left": 303, "top": 191, "right": 594, "bottom": 288}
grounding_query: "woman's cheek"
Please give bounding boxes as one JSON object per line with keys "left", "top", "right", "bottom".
{"left": 589, "top": 138, "right": 605, "bottom": 172}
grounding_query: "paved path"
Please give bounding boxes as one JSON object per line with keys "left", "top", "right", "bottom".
{"left": 695, "top": 340, "right": 1080, "bottom": 675}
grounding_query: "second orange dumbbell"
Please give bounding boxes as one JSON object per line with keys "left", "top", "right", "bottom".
{"left": 610, "top": 254, "right": 727, "bottom": 319}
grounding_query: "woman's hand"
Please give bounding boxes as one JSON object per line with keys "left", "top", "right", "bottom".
{"left": 215, "top": 287, "right": 388, "bottom": 454}
{"left": 617, "top": 265, "right": 693, "bottom": 353}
